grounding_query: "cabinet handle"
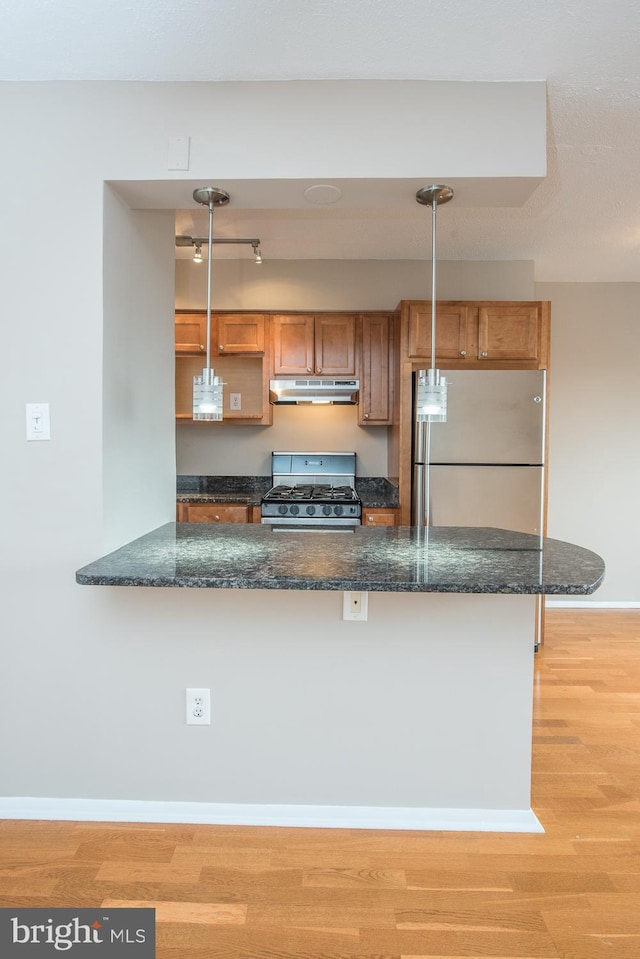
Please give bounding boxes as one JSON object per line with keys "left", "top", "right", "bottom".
{"left": 199, "top": 345, "right": 205, "bottom": 351}
{"left": 307, "top": 367, "right": 312, "bottom": 373}
{"left": 214, "top": 515, "right": 220, "bottom": 521}
{"left": 367, "top": 515, "right": 374, "bottom": 522}
{"left": 480, "top": 351, "right": 488, "bottom": 358}
{"left": 460, "top": 350, "right": 467, "bottom": 356}
{"left": 316, "top": 367, "right": 322, "bottom": 374}
{"left": 219, "top": 344, "right": 224, "bottom": 351}
{"left": 364, "top": 412, "right": 370, "bottom": 419}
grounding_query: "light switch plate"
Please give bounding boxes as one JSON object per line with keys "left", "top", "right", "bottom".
{"left": 168, "top": 136, "right": 190, "bottom": 170}
{"left": 26, "top": 403, "right": 50, "bottom": 441}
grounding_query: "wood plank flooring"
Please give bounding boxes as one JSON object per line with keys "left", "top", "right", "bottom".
{"left": 1, "top": 609, "right": 639, "bottom": 958}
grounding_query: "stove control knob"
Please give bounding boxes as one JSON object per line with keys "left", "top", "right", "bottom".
{"left": 290, "top": 504, "right": 300, "bottom": 516}
{"left": 322, "top": 505, "right": 332, "bottom": 516}
{"left": 334, "top": 505, "right": 344, "bottom": 517}
{"left": 306, "top": 505, "right": 316, "bottom": 516}
{"left": 278, "top": 505, "right": 288, "bottom": 515}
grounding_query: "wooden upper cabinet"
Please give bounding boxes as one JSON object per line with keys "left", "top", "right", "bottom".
{"left": 175, "top": 312, "right": 208, "bottom": 355}
{"left": 359, "top": 313, "right": 393, "bottom": 425}
{"left": 408, "top": 303, "right": 470, "bottom": 360}
{"left": 175, "top": 311, "right": 264, "bottom": 355}
{"left": 217, "top": 313, "right": 265, "bottom": 355}
{"left": 403, "top": 300, "right": 548, "bottom": 368}
{"left": 478, "top": 305, "right": 540, "bottom": 361}
{"left": 271, "top": 314, "right": 356, "bottom": 376}
{"left": 314, "top": 314, "right": 356, "bottom": 376}
{"left": 271, "top": 315, "right": 315, "bottom": 375}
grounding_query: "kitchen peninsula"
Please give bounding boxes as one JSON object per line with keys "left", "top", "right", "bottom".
{"left": 75, "top": 524, "right": 603, "bottom": 833}
{"left": 77, "top": 523, "right": 602, "bottom": 594}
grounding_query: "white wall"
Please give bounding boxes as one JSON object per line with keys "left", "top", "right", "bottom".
{"left": 537, "top": 282, "right": 640, "bottom": 605}
{"left": 103, "top": 187, "right": 176, "bottom": 551}
{"left": 175, "top": 258, "right": 536, "bottom": 311}
{"left": 0, "top": 78, "right": 626, "bottom": 811}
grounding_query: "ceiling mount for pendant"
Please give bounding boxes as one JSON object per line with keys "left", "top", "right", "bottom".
{"left": 416, "top": 184, "right": 454, "bottom": 207}
{"left": 193, "top": 186, "right": 231, "bottom": 208}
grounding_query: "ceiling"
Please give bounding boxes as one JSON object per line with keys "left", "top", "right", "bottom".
{"left": 4, "top": 0, "right": 639, "bottom": 281}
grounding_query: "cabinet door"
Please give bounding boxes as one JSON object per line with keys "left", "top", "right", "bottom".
{"left": 217, "top": 313, "right": 265, "bottom": 355}
{"left": 408, "top": 303, "right": 470, "bottom": 360}
{"left": 314, "top": 314, "right": 356, "bottom": 376}
{"left": 478, "top": 305, "right": 540, "bottom": 361}
{"left": 359, "top": 314, "right": 393, "bottom": 425}
{"left": 362, "top": 508, "right": 399, "bottom": 526}
{"left": 272, "top": 315, "right": 315, "bottom": 375}
{"left": 175, "top": 313, "right": 208, "bottom": 355}
{"left": 179, "top": 503, "right": 250, "bottom": 523}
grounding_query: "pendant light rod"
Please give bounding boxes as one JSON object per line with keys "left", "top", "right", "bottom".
{"left": 193, "top": 187, "right": 230, "bottom": 372}
{"left": 415, "top": 185, "right": 453, "bottom": 369}
{"left": 430, "top": 198, "right": 437, "bottom": 369}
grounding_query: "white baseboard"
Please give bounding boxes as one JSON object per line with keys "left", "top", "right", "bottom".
{"left": 0, "top": 797, "right": 543, "bottom": 833}
{"left": 546, "top": 600, "right": 640, "bottom": 609}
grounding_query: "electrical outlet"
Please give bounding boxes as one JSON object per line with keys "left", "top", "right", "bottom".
{"left": 343, "top": 591, "right": 368, "bottom": 621}
{"left": 185, "top": 687, "right": 211, "bottom": 725}
{"left": 230, "top": 392, "right": 242, "bottom": 411}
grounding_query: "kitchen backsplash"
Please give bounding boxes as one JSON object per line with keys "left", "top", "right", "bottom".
{"left": 176, "top": 404, "right": 389, "bottom": 478}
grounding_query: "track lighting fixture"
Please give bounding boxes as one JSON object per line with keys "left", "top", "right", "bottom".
{"left": 176, "top": 234, "right": 263, "bottom": 264}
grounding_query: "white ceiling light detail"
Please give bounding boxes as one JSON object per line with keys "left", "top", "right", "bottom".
{"left": 303, "top": 184, "right": 343, "bottom": 205}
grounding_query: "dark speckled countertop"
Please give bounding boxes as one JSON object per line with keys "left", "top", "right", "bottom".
{"left": 176, "top": 475, "right": 399, "bottom": 508}
{"left": 76, "top": 523, "right": 604, "bottom": 594}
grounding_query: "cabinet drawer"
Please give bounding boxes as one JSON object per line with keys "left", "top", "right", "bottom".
{"left": 178, "top": 503, "right": 250, "bottom": 523}
{"left": 362, "top": 509, "right": 399, "bottom": 526}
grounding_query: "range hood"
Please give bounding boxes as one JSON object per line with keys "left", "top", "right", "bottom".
{"left": 269, "top": 378, "right": 359, "bottom": 405}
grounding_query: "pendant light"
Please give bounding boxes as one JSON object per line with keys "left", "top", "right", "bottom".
{"left": 415, "top": 185, "right": 454, "bottom": 423}
{"left": 192, "top": 186, "right": 230, "bottom": 421}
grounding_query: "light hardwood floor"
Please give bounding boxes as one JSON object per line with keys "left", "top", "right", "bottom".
{"left": 1, "top": 609, "right": 639, "bottom": 958}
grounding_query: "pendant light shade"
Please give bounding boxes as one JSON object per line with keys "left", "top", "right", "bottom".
{"left": 191, "top": 186, "right": 230, "bottom": 422}
{"left": 193, "top": 369, "right": 224, "bottom": 421}
{"left": 416, "top": 368, "right": 448, "bottom": 423}
{"left": 415, "top": 184, "right": 453, "bottom": 424}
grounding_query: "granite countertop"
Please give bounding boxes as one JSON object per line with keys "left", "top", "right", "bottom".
{"left": 76, "top": 523, "right": 604, "bottom": 595}
{"left": 176, "top": 475, "right": 399, "bottom": 508}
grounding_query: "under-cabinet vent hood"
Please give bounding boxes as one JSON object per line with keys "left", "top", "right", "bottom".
{"left": 269, "top": 378, "right": 359, "bottom": 405}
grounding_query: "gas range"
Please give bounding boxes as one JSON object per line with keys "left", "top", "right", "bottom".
{"left": 260, "top": 452, "right": 362, "bottom": 527}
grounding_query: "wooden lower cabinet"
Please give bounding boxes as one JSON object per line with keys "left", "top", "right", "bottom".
{"left": 177, "top": 503, "right": 250, "bottom": 523}
{"left": 362, "top": 508, "right": 399, "bottom": 526}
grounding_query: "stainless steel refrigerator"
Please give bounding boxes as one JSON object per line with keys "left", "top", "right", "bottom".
{"left": 412, "top": 369, "right": 546, "bottom": 535}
